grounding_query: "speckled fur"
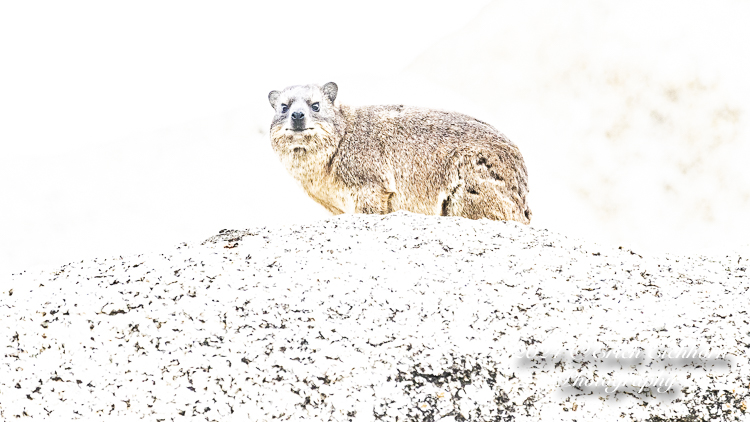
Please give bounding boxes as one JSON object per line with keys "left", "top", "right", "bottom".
{"left": 268, "top": 82, "right": 532, "bottom": 224}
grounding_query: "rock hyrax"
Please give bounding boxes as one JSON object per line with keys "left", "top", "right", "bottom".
{"left": 268, "top": 82, "right": 531, "bottom": 224}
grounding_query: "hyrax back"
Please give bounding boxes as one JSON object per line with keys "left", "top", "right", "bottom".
{"left": 268, "top": 82, "right": 531, "bottom": 224}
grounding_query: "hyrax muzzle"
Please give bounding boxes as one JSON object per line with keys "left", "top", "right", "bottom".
{"left": 290, "top": 107, "right": 306, "bottom": 131}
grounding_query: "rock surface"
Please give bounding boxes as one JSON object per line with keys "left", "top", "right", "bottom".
{"left": 1, "top": 212, "right": 748, "bottom": 421}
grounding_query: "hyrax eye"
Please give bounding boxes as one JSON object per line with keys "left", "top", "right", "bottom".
{"left": 281, "top": 104, "right": 289, "bottom": 113}
{"left": 311, "top": 102, "right": 320, "bottom": 112}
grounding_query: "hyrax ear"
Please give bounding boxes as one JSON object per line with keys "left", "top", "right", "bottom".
{"left": 322, "top": 82, "right": 338, "bottom": 103}
{"left": 268, "top": 90, "right": 280, "bottom": 108}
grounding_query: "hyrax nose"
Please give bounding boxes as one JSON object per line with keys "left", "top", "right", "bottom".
{"left": 291, "top": 111, "right": 304, "bottom": 120}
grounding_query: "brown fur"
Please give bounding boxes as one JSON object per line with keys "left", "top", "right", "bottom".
{"left": 268, "top": 83, "right": 531, "bottom": 224}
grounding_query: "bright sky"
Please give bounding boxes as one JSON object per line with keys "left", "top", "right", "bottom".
{"left": 0, "top": 1, "right": 491, "bottom": 278}
{"left": 2, "top": 0, "right": 748, "bottom": 280}
{"left": 0, "top": 0, "right": 490, "bottom": 152}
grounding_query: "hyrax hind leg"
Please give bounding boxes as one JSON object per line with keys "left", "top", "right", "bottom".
{"left": 444, "top": 149, "right": 531, "bottom": 224}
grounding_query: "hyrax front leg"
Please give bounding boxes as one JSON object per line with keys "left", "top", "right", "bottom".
{"left": 354, "top": 185, "right": 396, "bottom": 215}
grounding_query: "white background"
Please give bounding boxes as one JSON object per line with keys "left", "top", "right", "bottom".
{"left": 2, "top": 0, "right": 749, "bottom": 282}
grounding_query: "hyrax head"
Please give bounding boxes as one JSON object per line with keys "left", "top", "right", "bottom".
{"left": 268, "top": 82, "right": 338, "bottom": 139}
